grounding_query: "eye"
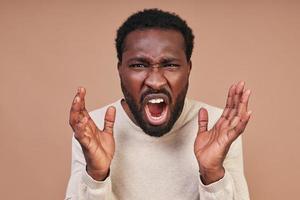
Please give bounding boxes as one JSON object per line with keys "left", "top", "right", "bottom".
{"left": 163, "top": 63, "right": 180, "bottom": 68}
{"left": 129, "top": 63, "right": 147, "bottom": 68}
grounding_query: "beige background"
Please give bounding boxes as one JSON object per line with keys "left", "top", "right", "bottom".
{"left": 1, "top": 1, "right": 300, "bottom": 199}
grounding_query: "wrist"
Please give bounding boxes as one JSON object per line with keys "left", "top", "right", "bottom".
{"left": 200, "top": 166, "right": 225, "bottom": 185}
{"left": 86, "top": 166, "right": 110, "bottom": 181}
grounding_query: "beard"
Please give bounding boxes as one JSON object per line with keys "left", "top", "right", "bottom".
{"left": 120, "top": 81, "right": 188, "bottom": 137}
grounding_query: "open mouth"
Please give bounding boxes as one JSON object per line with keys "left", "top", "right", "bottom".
{"left": 143, "top": 94, "right": 170, "bottom": 126}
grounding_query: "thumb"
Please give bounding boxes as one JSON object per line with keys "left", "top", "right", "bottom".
{"left": 77, "top": 87, "right": 87, "bottom": 110}
{"left": 198, "top": 108, "right": 208, "bottom": 133}
{"left": 103, "top": 106, "right": 116, "bottom": 134}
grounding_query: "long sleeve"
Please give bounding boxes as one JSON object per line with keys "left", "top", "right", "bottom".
{"left": 65, "top": 136, "right": 112, "bottom": 200}
{"left": 65, "top": 99, "right": 250, "bottom": 199}
{"left": 198, "top": 136, "right": 250, "bottom": 200}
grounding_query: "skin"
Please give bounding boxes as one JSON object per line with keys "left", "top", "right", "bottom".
{"left": 69, "top": 29, "right": 251, "bottom": 184}
{"left": 69, "top": 88, "right": 116, "bottom": 180}
{"left": 195, "top": 81, "right": 251, "bottom": 184}
{"left": 118, "top": 29, "right": 191, "bottom": 136}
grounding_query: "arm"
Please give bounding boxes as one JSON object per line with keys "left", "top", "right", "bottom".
{"left": 65, "top": 87, "right": 116, "bottom": 200}
{"left": 65, "top": 137, "right": 112, "bottom": 200}
{"left": 194, "top": 81, "right": 251, "bottom": 199}
{"left": 198, "top": 136, "right": 249, "bottom": 199}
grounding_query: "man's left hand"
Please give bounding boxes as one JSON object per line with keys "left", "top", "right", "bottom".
{"left": 194, "top": 81, "right": 251, "bottom": 185}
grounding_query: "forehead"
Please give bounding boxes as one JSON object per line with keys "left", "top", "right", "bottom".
{"left": 122, "top": 29, "right": 186, "bottom": 60}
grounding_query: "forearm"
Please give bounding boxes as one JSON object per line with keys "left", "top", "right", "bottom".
{"left": 78, "top": 169, "right": 111, "bottom": 200}
{"left": 65, "top": 137, "right": 112, "bottom": 200}
{"left": 198, "top": 137, "right": 250, "bottom": 200}
{"left": 200, "top": 166, "right": 225, "bottom": 185}
{"left": 199, "top": 171, "right": 233, "bottom": 199}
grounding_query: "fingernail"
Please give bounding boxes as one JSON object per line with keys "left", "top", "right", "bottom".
{"left": 238, "top": 81, "right": 245, "bottom": 86}
{"left": 77, "top": 87, "right": 81, "bottom": 93}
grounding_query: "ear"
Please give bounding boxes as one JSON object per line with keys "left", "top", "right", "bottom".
{"left": 188, "top": 60, "right": 192, "bottom": 75}
{"left": 117, "top": 61, "right": 121, "bottom": 70}
{"left": 117, "top": 61, "right": 122, "bottom": 78}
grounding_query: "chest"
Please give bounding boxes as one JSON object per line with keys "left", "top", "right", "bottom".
{"left": 110, "top": 120, "right": 200, "bottom": 199}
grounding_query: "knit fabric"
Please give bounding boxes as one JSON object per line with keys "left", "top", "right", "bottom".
{"left": 65, "top": 99, "right": 249, "bottom": 200}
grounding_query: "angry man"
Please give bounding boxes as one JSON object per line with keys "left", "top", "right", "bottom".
{"left": 65, "top": 9, "right": 251, "bottom": 200}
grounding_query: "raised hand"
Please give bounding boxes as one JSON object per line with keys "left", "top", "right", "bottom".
{"left": 69, "top": 87, "right": 116, "bottom": 181}
{"left": 194, "top": 81, "right": 252, "bottom": 185}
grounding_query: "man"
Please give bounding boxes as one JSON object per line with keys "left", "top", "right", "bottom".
{"left": 65, "top": 9, "right": 251, "bottom": 200}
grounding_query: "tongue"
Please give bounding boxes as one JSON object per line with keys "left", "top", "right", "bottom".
{"left": 147, "top": 103, "right": 164, "bottom": 117}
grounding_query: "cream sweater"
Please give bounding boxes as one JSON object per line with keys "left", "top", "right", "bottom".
{"left": 65, "top": 99, "right": 249, "bottom": 200}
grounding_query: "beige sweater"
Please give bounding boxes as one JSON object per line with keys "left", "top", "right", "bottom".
{"left": 65, "top": 99, "right": 249, "bottom": 200}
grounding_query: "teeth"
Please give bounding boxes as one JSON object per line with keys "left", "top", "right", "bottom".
{"left": 148, "top": 98, "right": 164, "bottom": 104}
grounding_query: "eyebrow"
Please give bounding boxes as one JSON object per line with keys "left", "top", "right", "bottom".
{"left": 127, "top": 56, "right": 180, "bottom": 64}
{"left": 160, "top": 57, "right": 180, "bottom": 63}
{"left": 127, "top": 57, "right": 150, "bottom": 63}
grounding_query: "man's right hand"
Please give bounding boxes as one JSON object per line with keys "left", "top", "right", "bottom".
{"left": 69, "top": 87, "right": 116, "bottom": 181}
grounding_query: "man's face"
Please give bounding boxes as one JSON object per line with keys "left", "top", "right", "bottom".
{"left": 118, "top": 29, "right": 191, "bottom": 137}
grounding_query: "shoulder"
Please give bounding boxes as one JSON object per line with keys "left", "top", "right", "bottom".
{"left": 187, "top": 99, "right": 223, "bottom": 117}
{"left": 88, "top": 99, "right": 121, "bottom": 129}
{"left": 188, "top": 99, "right": 222, "bottom": 115}
{"left": 186, "top": 99, "right": 223, "bottom": 129}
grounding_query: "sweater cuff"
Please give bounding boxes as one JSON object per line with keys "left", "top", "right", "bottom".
{"left": 199, "top": 171, "right": 231, "bottom": 193}
{"left": 82, "top": 169, "right": 110, "bottom": 189}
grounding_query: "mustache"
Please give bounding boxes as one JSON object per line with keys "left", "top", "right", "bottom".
{"left": 140, "top": 88, "right": 172, "bottom": 103}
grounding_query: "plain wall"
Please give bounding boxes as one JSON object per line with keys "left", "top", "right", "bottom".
{"left": 1, "top": 1, "right": 299, "bottom": 199}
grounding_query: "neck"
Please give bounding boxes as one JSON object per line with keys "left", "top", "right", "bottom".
{"left": 121, "top": 98, "right": 139, "bottom": 125}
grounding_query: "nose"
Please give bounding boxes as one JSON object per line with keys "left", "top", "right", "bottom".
{"left": 144, "top": 67, "right": 167, "bottom": 90}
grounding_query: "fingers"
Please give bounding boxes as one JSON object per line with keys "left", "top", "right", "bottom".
{"left": 69, "top": 87, "right": 88, "bottom": 131}
{"left": 229, "top": 81, "right": 251, "bottom": 131}
{"left": 216, "top": 81, "right": 252, "bottom": 139}
{"left": 71, "top": 87, "right": 86, "bottom": 112}
{"left": 225, "top": 84, "right": 236, "bottom": 109}
{"left": 235, "top": 110, "right": 252, "bottom": 134}
{"left": 82, "top": 109, "right": 97, "bottom": 132}
{"left": 221, "top": 81, "right": 248, "bottom": 122}
{"left": 77, "top": 87, "right": 86, "bottom": 110}
{"left": 233, "top": 81, "right": 245, "bottom": 109}
{"left": 217, "top": 83, "right": 237, "bottom": 128}
{"left": 103, "top": 106, "right": 116, "bottom": 134}
{"left": 230, "top": 116, "right": 240, "bottom": 128}
{"left": 237, "top": 89, "right": 251, "bottom": 117}
{"left": 226, "top": 81, "right": 244, "bottom": 121}
{"left": 227, "top": 111, "right": 252, "bottom": 142}
{"left": 74, "top": 116, "right": 89, "bottom": 139}
{"left": 220, "top": 84, "right": 236, "bottom": 119}
{"left": 74, "top": 116, "right": 95, "bottom": 149}
{"left": 198, "top": 108, "right": 208, "bottom": 133}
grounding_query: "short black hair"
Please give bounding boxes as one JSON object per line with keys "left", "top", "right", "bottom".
{"left": 115, "top": 8, "right": 194, "bottom": 62}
